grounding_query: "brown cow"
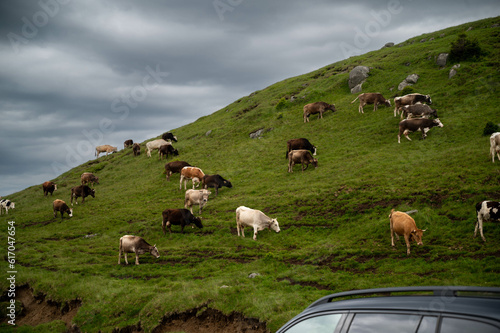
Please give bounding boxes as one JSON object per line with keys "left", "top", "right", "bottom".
{"left": 179, "top": 166, "right": 205, "bottom": 189}
{"left": 158, "top": 144, "right": 178, "bottom": 160}
{"left": 118, "top": 235, "right": 160, "bottom": 265}
{"left": 286, "top": 138, "right": 317, "bottom": 158}
{"left": 81, "top": 172, "right": 99, "bottom": 186}
{"left": 124, "top": 139, "right": 133, "bottom": 148}
{"left": 161, "top": 209, "right": 203, "bottom": 235}
{"left": 95, "top": 145, "right": 117, "bottom": 157}
{"left": 401, "top": 103, "right": 438, "bottom": 119}
{"left": 394, "top": 93, "right": 432, "bottom": 116}
{"left": 389, "top": 209, "right": 426, "bottom": 255}
{"left": 53, "top": 199, "right": 73, "bottom": 220}
{"left": 132, "top": 143, "right": 141, "bottom": 156}
{"left": 70, "top": 185, "right": 95, "bottom": 205}
{"left": 42, "top": 181, "right": 57, "bottom": 196}
{"left": 165, "top": 161, "right": 191, "bottom": 181}
{"left": 398, "top": 118, "right": 443, "bottom": 143}
{"left": 288, "top": 150, "right": 318, "bottom": 172}
{"left": 303, "top": 102, "right": 336, "bottom": 123}
{"left": 351, "top": 93, "right": 391, "bottom": 113}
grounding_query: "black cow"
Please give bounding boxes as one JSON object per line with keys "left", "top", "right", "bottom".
{"left": 70, "top": 185, "right": 95, "bottom": 205}
{"left": 124, "top": 139, "right": 133, "bottom": 148}
{"left": 161, "top": 208, "right": 203, "bottom": 234}
{"left": 158, "top": 144, "right": 179, "bottom": 160}
{"left": 202, "top": 174, "right": 233, "bottom": 196}
{"left": 286, "top": 138, "right": 317, "bottom": 158}
{"left": 474, "top": 201, "right": 500, "bottom": 242}
{"left": 398, "top": 118, "right": 443, "bottom": 143}
{"left": 161, "top": 132, "right": 178, "bottom": 142}
{"left": 133, "top": 143, "right": 141, "bottom": 156}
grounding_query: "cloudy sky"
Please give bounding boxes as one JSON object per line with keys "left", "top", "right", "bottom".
{"left": 1, "top": 0, "right": 498, "bottom": 196}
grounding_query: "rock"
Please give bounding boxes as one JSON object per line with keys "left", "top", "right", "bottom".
{"left": 205, "top": 130, "right": 212, "bottom": 137}
{"left": 405, "top": 74, "right": 420, "bottom": 84}
{"left": 449, "top": 64, "right": 460, "bottom": 79}
{"left": 382, "top": 42, "right": 394, "bottom": 49}
{"left": 398, "top": 80, "right": 411, "bottom": 91}
{"left": 436, "top": 53, "right": 449, "bottom": 67}
{"left": 348, "top": 66, "right": 370, "bottom": 90}
{"left": 350, "top": 83, "right": 363, "bottom": 94}
{"left": 248, "top": 273, "right": 260, "bottom": 279}
{"left": 249, "top": 129, "right": 264, "bottom": 139}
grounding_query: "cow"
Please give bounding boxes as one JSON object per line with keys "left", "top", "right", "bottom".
{"left": 351, "top": 92, "right": 391, "bottom": 114}
{"left": 474, "top": 201, "right": 500, "bottom": 242}
{"left": 288, "top": 150, "right": 318, "bottom": 172}
{"left": 202, "top": 174, "right": 233, "bottom": 196}
{"left": 303, "top": 102, "right": 336, "bottom": 123}
{"left": 401, "top": 103, "right": 438, "bottom": 119}
{"left": 184, "top": 189, "right": 211, "bottom": 214}
{"left": 42, "top": 181, "right": 57, "bottom": 196}
{"left": 389, "top": 209, "right": 426, "bottom": 255}
{"left": 146, "top": 139, "right": 170, "bottom": 157}
{"left": 162, "top": 132, "right": 178, "bottom": 142}
{"left": 235, "top": 206, "right": 280, "bottom": 241}
{"left": 398, "top": 118, "right": 443, "bottom": 143}
{"left": 124, "top": 139, "right": 133, "bottom": 148}
{"left": 118, "top": 235, "right": 160, "bottom": 265}
{"left": 70, "top": 185, "right": 95, "bottom": 205}
{"left": 132, "top": 143, "right": 141, "bottom": 156}
{"left": 158, "top": 144, "right": 179, "bottom": 160}
{"left": 286, "top": 138, "right": 317, "bottom": 158}
{"left": 53, "top": 199, "right": 73, "bottom": 220}
{"left": 95, "top": 145, "right": 117, "bottom": 157}
{"left": 165, "top": 161, "right": 191, "bottom": 181}
{"left": 0, "top": 199, "right": 15, "bottom": 215}
{"left": 490, "top": 132, "right": 500, "bottom": 163}
{"left": 161, "top": 208, "right": 203, "bottom": 235}
{"left": 394, "top": 93, "right": 432, "bottom": 116}
{"left": 81, "top": 172, "right": 99, "bottom": 186}
{"left": 179, "top": 166, "right": 205, "bottom": 190}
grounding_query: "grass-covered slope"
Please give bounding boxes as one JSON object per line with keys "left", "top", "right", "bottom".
{"left": 2, "top": 17, "right": 500, "bottom": 332}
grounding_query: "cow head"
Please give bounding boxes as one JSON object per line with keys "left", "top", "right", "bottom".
{"left": 193, "top": 216, "right": 203, "bottom": 229}
{"left": 384, "top": 99, "right": 392, "bottom": 107}
{"left": 150, "top": 245, "right": 160, "bottom": 258}
{"left": 311, "top": 158, "right": 318, "bottom": 168}
{"left": 425, "top": 95, "right": 432, "bottom": 104}
{"left": 433, "top": 119, "right": 444, "bottom": 128}
{"left": 431, "top": 109, "right": 438, "bottom": 118}
{"left": 269, "top": 219, "right": 280, "bottom": 233}
{"left": 173, "top": 149, "right": 179, "bottom": 156}
{"left": 88, "top": 188, "right": 96, "bottom": 198}
{"left": 223, "top": 179, "right": 233, "bottom": 188}
{"left": 68, "top": 208, "right": 73, "bottom": 218}
{"left": 329, "top": 104, "right": 337, "bottom": 112}
{"left": 410, "top": 229, "right": 426, "bottom": 245}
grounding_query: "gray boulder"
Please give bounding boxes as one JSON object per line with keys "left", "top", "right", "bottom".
{"left": 436, "top": 53, "right": 449, "bottom": 67}
{"left": 449, "top": 64, "right": 460, "bottom": 79}
{"left": 348, "top": 66, "right": 370, "bottom": 93}
{"left": 398, "top": 74, "right": 419, "bottom": 91}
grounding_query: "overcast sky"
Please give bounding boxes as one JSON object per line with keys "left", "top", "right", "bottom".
{"left": 0, "top": 0, "right": 498, "bottom": 196}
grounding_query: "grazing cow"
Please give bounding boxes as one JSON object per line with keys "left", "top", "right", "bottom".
{"left": 118, "top": 235, "right": 160, "bottom": 265}
{"left": 161, "top": 208, "right": 203, "bottom": 234}
{"left": 288, "top": 150, "right": 318, "bottom": 172}
{"left": 389, "top": 209, "right": 426, "bottom": 255}
{"left": 165, "top": 161, "right": 191, "bottom": 181}
{"left": 474, "top": 201, "right": 500, "bottom": 241}
{"left": 286, "top": 138, "right": 317, "bottom": 158}
{"left": 184, "top": 189, "right": 211, "bottom": 214}
{"left": 236, "top": 206, "right": 280, "bottom": 241}
{"left": 81, "top": 172, "right": 99, "bottom": 186}
{"left": 398, "top": 118, "right": 444, "bottom": 143}
{"left": 351, "top": 93, "right": 391, "bottom": 114}
{"left": 158, "top": 144, "right": 179, "bottom": 160}
{"left": 95, "top": 145, "right": 117, "bottom": 157}
{"left": 70, "top": 185, "right": 95, "bottom": 205}
{"left": 42, "top": 181, "right": 57, "bottom": 196}
{"left": 490, "top": 132, "right": 500, "bottom": 163}
{"left": 202, "top": 174, "right": 233, "bottom": 196}
{"left": 394, "top": 93, "right": 432, "bottom": 116}
{"left": 53, "top": 199, "right": 73, "bottom": 220}
{"left": 0, "top": 199, "right": 15, "bottom": 215}
{"left": 123, "top": 139, "right": 133, "bottom": 148}
{"left": 401, "top": 103, "right": 438, "bottom": 119}
{"left": 132, "top": 143, "right": 141, "bottom": 156}
{"left": 303, "top": 102, "right": 337, "bottom": 123}
{"left": 180, "top": 166, "right": 205, "bottom": 190}
{"left": 161, "top": 132, "right": 178, "bottom": 142}
{"left": 146, "top": 139, "right": 170, "bottom": 157}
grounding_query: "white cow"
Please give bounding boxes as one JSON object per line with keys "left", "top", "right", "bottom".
{"left": 0, "top": 199, "right": 15, "bottom": 215}
{"left": 490, "top": 132, "right": 500, "bottom": 163}
{"left": 184, "top": 189, "right": 211, "bottom": 214}
{"left": 145, "top": 139, "right": 170, "bottom": 157}
{"left": 118, "top": 235, "right": 160, "bottom": 265}
{"left": 235, "top": 206, "right": 280, "bottom": 241}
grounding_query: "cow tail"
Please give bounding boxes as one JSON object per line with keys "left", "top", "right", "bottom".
{"left": 389, "top": 208, "right": 395, "bottom": 219}
{"left": 351, "top": 96, "right": 359, "bottom": 104}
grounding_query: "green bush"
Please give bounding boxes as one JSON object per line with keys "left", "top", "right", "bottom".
{"left": 483, "top": 121, "right": 500, "bottom": 136}
{"left": 449, "top": 33, "right": 484, "bottom": 63}
{"left": 275, "top": 97, "right": 288, "bottom": 110}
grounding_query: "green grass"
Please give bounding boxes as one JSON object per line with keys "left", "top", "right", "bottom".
{"left": 1, "top": 17, "right": 500, "bottom": 332}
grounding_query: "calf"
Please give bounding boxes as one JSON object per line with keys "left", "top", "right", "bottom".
{"left": 236, "top": 206, "right": 280, "bottom": 241}
{"left": 202, "top": 174, "right": 232, "bottom": 196}
{"left": 490, "top": 132, "right": 500, "bottom": 163}
{"left": 95, "top": 144, "right": 117, "bottom": 157}
{"left": 401, "top": 103, "right": 438, "bottom": 119}
{"left": 118, "top": 235, "right": 160, "bottom": 265}
{"left": 162, "top": 132, "right": 178, "bottom": 142}
{"left": 286, "top": 138, "right": 317, "bottom": 158}
{"left": 81, "top": 172, "right": 99, "bottom": 186}
{"left": 474, "top": 201, "right": 500, "bottom": 241}
{"left": 132, "top": 143, "right": 141, "bottom": 156}
{"left": 351, "top": 92, "right": 391, "bottom": 113}
{"left": 70, "top": 185, "right": 95, "bottom": 205}
{"left": 124, "top": 139, "right": 133, "bottom": 148}
{"left": 158, "top": 144, "right": 179, "bottom": 160}
{"left": 146, "top": 139, "right": 169, "bottom": 157}
{"left": 42, "top": 181, "right": 57, "bottom": 196}
{"left": 184, "top": 189, "right": 211, "bottom": 214}
{"left": 161, "top": 208, "right": 203, "bottom": 234}
{"left": 303, "top": 102, "right": 336, "bottom": 123}
{"left": 53, "top": 199, "right": 73, "bottom": 220}
{"left": 288, "top": 149, "right": 318, "bottom": 172}
{"left": 179, "top": 166, "right": 205, "bottom": 190}
{"left": 394, "top": 93, "right": 432, "bottom": 116}
{"left": 398, "top": 118, "right": 443, "bottom": 143}
{"left": 0, "top": 199, "right": 15, "bottom": 215}
{"left": 165, "top": 161, "right": 191, "bottom": 181}
{"left": 389, "top": 209, "right": 426, "bottom": 255}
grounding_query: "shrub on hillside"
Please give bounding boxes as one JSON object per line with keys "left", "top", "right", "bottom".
{"left": 483, "top": 121, "right": 500, "bottom": 136}
{"left": 275, "top": 97, "right": 288, "bottom": 110}
{"left": 400, "top": 86, "right": 415, "bottom": 96}
{"left": 449, "top": 33, "right": 484, "bottom": 63}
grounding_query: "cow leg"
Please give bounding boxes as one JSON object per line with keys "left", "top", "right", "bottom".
{"left": 252, "top": 226, "right": 258, "bottom": 240}
{"left": 373, "top": 103, "right": 378, "bottom": 112}
{"left": 124, "top": 253, "right": 129, "bottom": 265}
{"left": 118, "top": 249, "right": 122, "bottom": 265}
{"left": 404, "top": 235, "right": 411, "bottom": 255}
{"left": 179, "top": 176, "right": 184, "bottom": 190}
{"left": 359, "top": 103, "right": 364, "bottom": 114}
{"left": 475, "top": 215, "right": 486, "bottom": 242}
{"left": 215, "top": 186, "right": 219, "bottom": 196}
{"left": 135, "top": 253, "right": 140, "bottom": 265}
{"left": 404, "top": 130, "right": 412, "bottom": 141}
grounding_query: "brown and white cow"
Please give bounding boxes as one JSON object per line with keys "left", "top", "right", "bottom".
{"left": 351, "top": 93, "right": 391, "bottom": 114}
{"left": 161, "top": 208, "right": 203, "bottom": 235}
{"left": 81, "top": 172, "right": 99, "bottom": 186}
{"left": 398, "top": 118, "right": 443, "bottom": 143}
{"left": 42, "top": 181, "right": 57, "bottom": 196}
{"left": 70, "top": 185, "right": 95, "bottom": 205}
{"left": 236, "top": 206, "right": 280, "bottom": 241}
{"left": 490, "top": 132, "right": 500, "bottom": 163}
{"left": 124, "top": 139, "right": 133, "bottom": 148}
{"left": 132, "top": 143, "right": 141, "bottom": 156}
{"left": 389, "top": 209, "right": 426, "bottom": 255}
{"left": 179, "top": 166, "right": 205, "bottom": 189}
{"left": 184, "top": 189, "right": 211, "bottom": 214}
{"left": 401, "top": 103, "right": 438, "bottom": 119}
{"left": 118, "top": 235, "right": 160, "bottom": 265}
{"left": 288, "top": 150, "right": 318, "bottom": 172}
{"left": 95, "top": 145, "right": 117, "bottom": 157}
{"left": 165, "top": 161, "right": 191, "bottom": 181}
{"left": 303, "top": 102, "right": 336, "bottom": 123}
{"left": 158, "top": 144, "right": 179, "bottom": 160}
{"left": 394, "top": 93, "right": 432, "bottom": 116}
{"left": 286, "top": 138, "right": 317, "bottom": 158}
{"left": 53, "top": 199, "right": 73, "bottom": 220}
{"left": 474, "top": 201, "right": 500, "bottom": 242}
{"left": 146, "top": 139, "right": 170, "bottom": 157}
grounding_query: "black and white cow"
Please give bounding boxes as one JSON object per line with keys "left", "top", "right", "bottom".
{"left": 0, "top": 199, "right": 15, "bottom": 214}
{"left": 161, "top": 132, "right": 178, "bottom": 142}
{"left": 286, "top": 138, "right": 317, "bottom": 158}
{"left": 474, "top": 201, "right": 500, "bottom": 242}
{"left": 398, "top": 118, "right": 443, "bottom": 143}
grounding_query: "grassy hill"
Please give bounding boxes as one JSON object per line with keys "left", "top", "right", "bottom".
{"left": 1, "top": 17, "right": 500, "bottom": 332}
